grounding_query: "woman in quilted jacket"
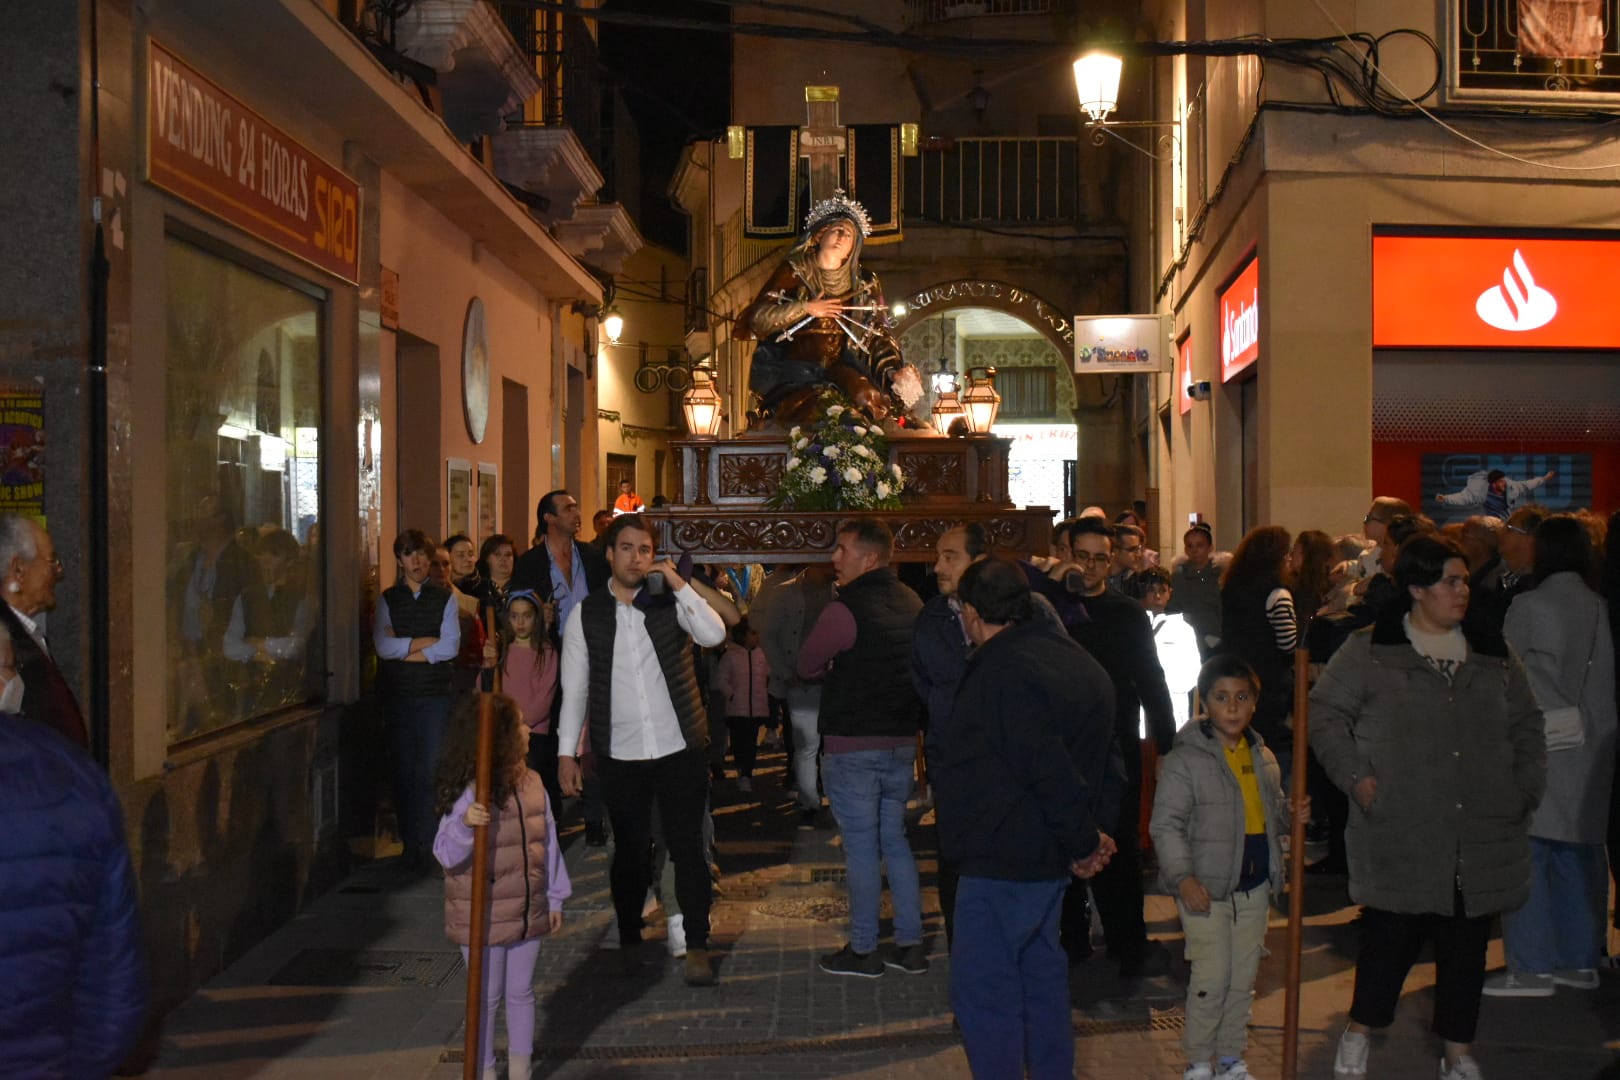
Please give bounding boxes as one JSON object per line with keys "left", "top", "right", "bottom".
{"left": 434, "top": 694, "right": 570, "bottom": 1080}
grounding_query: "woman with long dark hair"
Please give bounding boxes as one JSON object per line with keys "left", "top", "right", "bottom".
{"left": 1219, "top": 525, "right": 1297, "bottom": 754}
{"left": 1287, "top": 528, "right": 1336, "bottom": 640}
{"left": 1312, "top": 534, "right": 1544, "bottom": 1080}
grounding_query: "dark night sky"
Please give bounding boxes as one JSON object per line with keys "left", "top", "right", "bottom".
{"left": 598, "top": 1, "right": 732, "bottom": 252}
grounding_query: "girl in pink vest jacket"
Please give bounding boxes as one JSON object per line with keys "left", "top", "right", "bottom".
{"left": 433, "top": 694, "right": 571, "bottom": 1080}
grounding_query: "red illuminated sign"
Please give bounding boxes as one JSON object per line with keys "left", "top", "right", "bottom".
{"left": 1177, "top": 335, "right": 1194, "bottom": 415}
{"left": 1218, "top": 257, "right": 1259, "bottom": 382}
{"left": 1373, "top": 235, "right": 1620, "bottom": 349}
{"left": 147, "top": 41, "right": 362, "bottom": 284}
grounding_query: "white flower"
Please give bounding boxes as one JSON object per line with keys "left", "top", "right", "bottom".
{"left": 854, "top": 445, "right": 875, "bottom": 459}
{"left": 843, "top": 467, "right": 863, "bottom": 484}
{"left": 852, "top": 425, "right": 868, "bottom": 436}
{"left": 809, "top": 466, "right": 828, "bottom": 485}
{"left": 822, "top": 445, "right": 841, "bottom": 458}
{"left": 889, "top": 463, "right": 903, "bottom": 479}
{"left": 876, "top": 481, "right": 891, "bottom": 499}
{"left": 789, "top": 426, "right": 802, "bottom": 438}
{"left": 795, "top": 437, "right": 810, "bottom": 450}
{"left": 827, "top": 404, "right": 844, "bottom": 417}
{"left": 785, "top": 456, "right": 801, "bottom": 470}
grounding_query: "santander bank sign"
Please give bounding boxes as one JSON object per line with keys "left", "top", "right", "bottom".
{"left": 1374, "top": 234, "right": 1620, "bottom": 349}
{"left": 1219, "top": 256, "right": 1260, "bottom": 381}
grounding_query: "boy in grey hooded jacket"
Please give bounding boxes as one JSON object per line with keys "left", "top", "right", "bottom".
{"left": 1152, "top": 654, "right": 1292, "bottom": 1080}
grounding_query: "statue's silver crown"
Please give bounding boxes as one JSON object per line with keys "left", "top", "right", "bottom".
{"left": 804, "top": 190, "right": 871, "bottom": 237}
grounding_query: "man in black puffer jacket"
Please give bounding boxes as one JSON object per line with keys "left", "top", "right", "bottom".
{"left": 935, "top": 557, "right": 1125, "bottom": 1080}
{"left": 0, "top": 716, "right": 146, "bottom": 1077}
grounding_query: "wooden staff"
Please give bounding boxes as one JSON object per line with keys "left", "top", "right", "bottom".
{"left": 463, "top": 608, "right": 500, "bottom": 1079}
{"left": 1280, "top": 647, "right": 1311, "bottom": 1080}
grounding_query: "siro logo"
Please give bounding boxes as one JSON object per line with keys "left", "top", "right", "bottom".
{"left": 1223, "top": 289, "right": 1258, "bottom": 367}
{"left": 1475, "top": 249, "right": 1557, "bottom": 332}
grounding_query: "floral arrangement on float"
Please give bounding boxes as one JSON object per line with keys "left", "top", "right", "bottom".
{"left": 769, "top": 392, "right": 906, "bottom": 511}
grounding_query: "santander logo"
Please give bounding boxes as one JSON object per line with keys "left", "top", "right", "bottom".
{"left": 1475, "top": 249, "right": 1557, "bottom": 332}
{"left": 1223, "top": 289, "right": 1258, "bottom": 367}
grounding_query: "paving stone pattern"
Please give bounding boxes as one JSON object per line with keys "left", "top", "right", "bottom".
{"left": 151, "top": 746, "right": 1620, "bottom": 1079}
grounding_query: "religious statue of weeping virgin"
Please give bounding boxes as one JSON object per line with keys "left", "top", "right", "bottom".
{"left": 738, "top": 192, "right": 924, "bottom": 429}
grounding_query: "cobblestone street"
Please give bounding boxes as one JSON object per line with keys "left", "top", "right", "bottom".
{"left": 152, "top": 748, "right": 1620, "bottom": 1079}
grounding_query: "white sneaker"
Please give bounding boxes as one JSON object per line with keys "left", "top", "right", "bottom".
{"left": 1481, "top": 970, "right": 1554, "bottom": 997}
{"left": 1216, "top": 1062, "right": 1252, "bottom": 1080}
{"left": 507, "top": 1053, "right": 531, "bottom": 1079}
{"left": 1552, "top": 967, "right": 1600, "bottom": 989}
{"left": 1438, "top": 1054, "right": 1483, "bottom": 1080}
{"left": 666, "top": 913, "right": 687, "bottom": 958}
{"left": 1183, "top": 1064, "right": 1214, "bottom": 1080}
{"left": 1333, "top": 1028, "right": 1369, "bottom": 1079}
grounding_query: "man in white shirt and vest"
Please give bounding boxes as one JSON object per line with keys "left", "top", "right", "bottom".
{"left": 557, "top": 514, "right": 727, "bottom": 986}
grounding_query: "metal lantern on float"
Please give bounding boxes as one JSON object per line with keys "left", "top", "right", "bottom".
{"left": 931, "top": 367, "right": 964, "bottom": 432}
{"left": 681, "top": 365, "right": 724, "bottom": 438}
{"left": 961, "top": 366, "right": 1001, "bottom": 434}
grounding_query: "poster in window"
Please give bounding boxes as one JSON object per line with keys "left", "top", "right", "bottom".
{"left": 0, "top": 387, "right": 45, "bottom": 525}
{"left": 1518, "top": 0, "right": 1604, "bottom": 59}
{"left": 1423, "top": 452, "right": 1589, "bottom": 525}
{"left": 447, "top": 459, "right": 473, "bottom": 540}
{"left": 477, "top": 464, "right": 498, "bottom": 545}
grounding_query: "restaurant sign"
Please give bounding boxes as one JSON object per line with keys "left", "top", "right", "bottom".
{"left": 147, "top": 41, "right": 361, "bottom": 284}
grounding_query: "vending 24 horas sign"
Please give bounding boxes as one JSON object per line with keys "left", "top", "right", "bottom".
{"left": 147, "top": 41, "right": 361, "bottom": 284}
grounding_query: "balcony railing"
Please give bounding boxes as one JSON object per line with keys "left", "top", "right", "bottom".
{"left": 904, "top": 137, "right": 1078, "bottom": 225}
{"left": 908, "top": 0, "right": 1053, "bottom": 21}
{"left": 499, "top": 5, "right": 603, "bottom": 162}
{"left": 1452, "top": 0, "right": 1620, "bottom": 106}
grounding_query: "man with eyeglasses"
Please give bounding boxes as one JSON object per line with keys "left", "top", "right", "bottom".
{"left": 1471, "top": 506, "right": 1546, "bottom": 633}
{"left": 1108, "top": 523, "right": 1148, "bottom": 600}
{"left": 0, "top": 513, "right": 86, "bottom": 747}
{"left": 1355, "top": 497, "right": 1412, "bottom": 587}
{"left": 1053, "top": 517, "right": 1176, "bottom": 976}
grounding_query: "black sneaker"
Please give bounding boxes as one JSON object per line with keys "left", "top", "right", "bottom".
{"left": 585, "top": 821, "right": 608, "bottom": 847}
{"left": 883, "top": 942, "right": 929, "bottom": 975}
{"left": 819, "top": 944, "right": 884, "bottom": 978}
{"left": 798, "top": 809, "right": 819, "bottom": 831}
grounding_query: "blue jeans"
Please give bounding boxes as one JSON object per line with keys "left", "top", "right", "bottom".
{"left": 786, "top": 686, "right": 822, "bottom": 811}
{"left": 822, "top": 746, "right": 922, "bottom": 953}
{"left": 951, "top": 876, "right": 1072, "bottom": 1080}
{"left": 384, "top": 694, "right": 451, "bottom": 860}
{"left": 1503, "top": 836, "right": 1609, "bottom": 974}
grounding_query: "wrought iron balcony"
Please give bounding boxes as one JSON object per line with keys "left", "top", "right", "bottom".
{"left": 904, "top": 136, "right": 1078, "bottom": 225}
{"left": 1451, "top": 0, "right": 1620, "bottom": 107}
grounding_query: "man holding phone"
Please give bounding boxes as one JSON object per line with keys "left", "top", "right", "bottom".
{"left": 556, "top": 514, "right": 728, "bottom": 986}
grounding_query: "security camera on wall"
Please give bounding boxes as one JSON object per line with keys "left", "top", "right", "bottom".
{"left": 1188, "top": 380, "right": 1213, "bottom": 402}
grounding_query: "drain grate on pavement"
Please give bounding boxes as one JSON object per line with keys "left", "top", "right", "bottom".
{"left": 442, "top": 1014, "right": 1182, "bottom": 1063}
{"left": 808, "top": 866, "right": 847, "bottom": 884}
{"left": 754, "top": 896, "right": 850, "bottom": 921}
{"left": 267, "top": 948, "right": 464, "bottom": 989}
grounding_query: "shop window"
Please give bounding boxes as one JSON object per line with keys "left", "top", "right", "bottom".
{"left": 165, "top": 236, "right": 325, "bottom": 744}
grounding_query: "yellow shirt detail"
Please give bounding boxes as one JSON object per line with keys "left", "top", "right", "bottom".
{"left": 1224, "top": 738, "right": 1266, "bottom": 834}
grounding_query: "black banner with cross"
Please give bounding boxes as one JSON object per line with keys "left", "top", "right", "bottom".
{"left": 743, "top": 124, "right": 903, "bottom": 242}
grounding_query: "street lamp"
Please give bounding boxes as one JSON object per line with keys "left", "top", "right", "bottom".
{"left": 1073, "top": 52, "right": 1123, "bottom": 124}
{"left": 961, "top": 366, "right": 1001, "bottom": 435}
{"left": 601, "top": 308, "right": 624, "bottom": 344}
{"left": 681, "top": 365, "right": 723, "bottom": 438}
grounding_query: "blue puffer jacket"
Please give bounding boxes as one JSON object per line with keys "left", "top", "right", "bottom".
{"left": 0, "top": 717, "right": 147, "bottom": 1078}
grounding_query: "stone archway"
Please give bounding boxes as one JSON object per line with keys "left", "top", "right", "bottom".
{"left": 892, "top": 279, "right": 1074, "bottom": 355}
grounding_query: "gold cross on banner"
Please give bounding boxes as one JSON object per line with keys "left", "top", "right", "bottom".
{"left": 800, "top": 86, "right": 847, "bottom": 209}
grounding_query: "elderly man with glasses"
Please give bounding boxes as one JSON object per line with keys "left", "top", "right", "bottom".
{"left": 0, "top": 513, "right": 86, "bottom": 747}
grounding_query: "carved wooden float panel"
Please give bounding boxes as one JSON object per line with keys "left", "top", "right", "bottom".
{"left": 671, "top": 433, "right": 1012, "bottom": 508}
{"left": 641, "top": 507, "right": 1055, "bottom": 564}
